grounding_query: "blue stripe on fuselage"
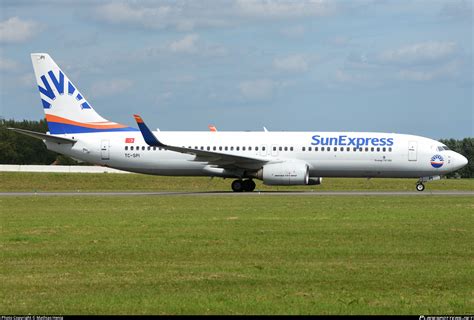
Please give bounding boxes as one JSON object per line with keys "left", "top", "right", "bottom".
{"left": 47, "top": 121, "right": 138, "bottom": 134}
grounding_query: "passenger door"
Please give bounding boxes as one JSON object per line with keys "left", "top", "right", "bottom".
{"left": 408, "top": 141, "right": 417, "bottom": 161}
{"left": 101, "top": 139, "right": 110, "bottom": 160}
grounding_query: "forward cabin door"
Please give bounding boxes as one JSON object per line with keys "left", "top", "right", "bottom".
{"left": 408, "top": 141, "right": 417, "bottom": 161}
{"left": 101, "top": 139, "right": 110, "bottom": 160}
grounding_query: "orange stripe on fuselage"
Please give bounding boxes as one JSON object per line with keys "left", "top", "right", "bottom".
{"left": 45, "top": 114, "right": 127, "bottom": 129}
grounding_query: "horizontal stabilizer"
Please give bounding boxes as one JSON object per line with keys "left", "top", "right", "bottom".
{"left": 8, "top": 128, "right": 76, "bottom": 144}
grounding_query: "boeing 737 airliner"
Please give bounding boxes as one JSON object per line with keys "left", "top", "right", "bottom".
{"left": 10, "top": 53, "right": 468, "bottom": 192}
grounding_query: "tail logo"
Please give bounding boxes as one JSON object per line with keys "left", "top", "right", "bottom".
{"left": 38, "top": 70, "right": 91, "bottom": 110}
{"left": 430, "top": 154, "right": 444, "bottom": 168}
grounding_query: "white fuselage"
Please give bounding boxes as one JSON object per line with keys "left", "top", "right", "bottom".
{"left": 45, "top": 131, "right": 466, "bottom": 179}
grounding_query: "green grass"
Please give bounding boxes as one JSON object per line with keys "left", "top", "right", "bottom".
{"left": 1, "top": 195, "right": 473, "bottom": 314}
{"left": 0, "top": 172, "right": 473, "bottom": 192}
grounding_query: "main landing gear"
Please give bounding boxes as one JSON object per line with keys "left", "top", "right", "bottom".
{"left": 231, "top": 179, "right": 256, "bottom": 192}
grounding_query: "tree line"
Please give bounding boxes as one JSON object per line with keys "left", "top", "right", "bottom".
{"left": 1, "top": 118, "right": 473, "bottom": 178}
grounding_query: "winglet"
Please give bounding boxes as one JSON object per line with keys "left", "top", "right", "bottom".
{"left": 208, "top": 125, "right": 217, "bottom": 132}
{"left": 133, "top": 114, "right": 165, "bottom": 147}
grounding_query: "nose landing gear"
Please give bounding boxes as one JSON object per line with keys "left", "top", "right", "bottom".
{"left": 416, "top": 176, "right": 441, "bottom": 191}
{"left": 416, "top": 182, "right": 425, "bottom": 192}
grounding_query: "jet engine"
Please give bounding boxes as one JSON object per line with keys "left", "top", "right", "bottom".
{"left": 255, "top": 161, "right": 310, "bottom": 185}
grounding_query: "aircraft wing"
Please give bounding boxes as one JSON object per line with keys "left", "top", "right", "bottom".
{"left": 133, "top": 115, "right": 268, "bottom": 170}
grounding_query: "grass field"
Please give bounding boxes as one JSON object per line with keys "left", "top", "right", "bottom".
{"left": 1, "top": 172, "right": 473, "bottom": 192}
{"left": 1, "top": 193, "right": 473, "bottom": 314}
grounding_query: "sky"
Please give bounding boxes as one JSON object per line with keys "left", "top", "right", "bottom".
{"left": 0, "top": 0, "right": 472, "bottom": 139}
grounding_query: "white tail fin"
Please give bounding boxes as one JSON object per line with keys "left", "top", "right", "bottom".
{"left": 31, "top": 53, "right": 134, "bottom": 134}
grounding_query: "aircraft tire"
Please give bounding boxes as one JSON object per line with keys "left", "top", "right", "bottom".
{"left": 242, "top": 179, "right": 256, "bottom": 192}
{"left": 416, "top": 183, "right": 425, "bottom": 192}
{"left": 231, "top": 180, "right": 244, "bottom": 192}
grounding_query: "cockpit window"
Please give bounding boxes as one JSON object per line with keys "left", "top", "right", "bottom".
{"left": 437, "top": 145, "right": 450, "bottom": 151}
{"left": 437, "top": 146, "right": 444, "bottom": 151}
{"left": 443, "top": 146, "right": 450, "bottom": 150}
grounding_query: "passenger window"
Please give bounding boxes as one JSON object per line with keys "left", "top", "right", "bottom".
{"left": 308, "top": 147, "right": 312, "bottom": 151}
{"left": 219, "top": 146, "right": 222, "bottom": 151}
{"left": 290, "top": 147, "right": 293, "bottom": 151}
{"left": 153, "top": 147, "right": 156, "bottom": 151}
{"left": 365, "top": 147, "right": 368, "bottom": 152}
{"left": 353, "top": 147, "right": 357, "bottom": 151}
{"left": 371, "top": 147, "right": 374, "bottom": 152}
{"left": 262, "top": 147, "right": 266, "bottom": 151}
{"left": 125, "top": 146, "right": 128, "bottom": 151}
{"left": 255, "top": 147, "right": 259, "bottom": 151}
{"left": 315, "top": 147, "right": 318, "bottom": 151}
{"left": 225, "top": 146, "right": 228, "bottom": 151}
{"left": 383, "top": 147, "right": 386, "bottom": 152}
{"left": 207, "top": 146, "right": 210, "bottom": 151}
{"left": 321, "top": 147, "right": 325, "bottom": 151}
{"left": 200, "top": 146, "right": 204, "bottom": 150}
{"left": 302, "top": 147, "right": 306, "bottom": 152}
{"left": 213, "top": 146, "right": 216, "bottom": 151}
{"left": 284, "top": 147, "right": 288, "bottom": 151}
{"left": 243, "top": 146, "right": 246, "bottom": 151}
{"left": 249, "top": 146, "right": 252, "bottom": 151}
{"left": 377, "top": 147, "right": 380, "bottom": 152}
{"left": 334, "top": 147, "right": 337, "bottom": 151}
{"left": 236, "top": 146, "right": 239, "bottom": 151}
{"left": 389, "top": 147, "right": 392, "bottom": 152}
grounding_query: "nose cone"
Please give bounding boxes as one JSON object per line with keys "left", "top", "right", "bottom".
{"left": 455, "top": 153, "right": 468, "bottom": 170}
{"left": 459, "top": 154, "right": 468, "bottom": 167}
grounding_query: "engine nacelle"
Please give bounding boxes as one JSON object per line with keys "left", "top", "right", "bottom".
{"left": 308, "top": 177, "right": 323, "bottom": 185}
{"left": 256, "top": 161, "right": 310, "bottom": 186}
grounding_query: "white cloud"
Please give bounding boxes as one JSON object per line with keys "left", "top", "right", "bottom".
{"left": 334, "top": 69, "right": 368, "bottom": 84}
{"left": 280, "top": 25, "right": 306, "bottom": 38}
{"left": 0, "top": 56, "right": 18, "bottom": 71}
{"left": 94, "top": 1, "right": 336, "bottom": 31}
{"left": 239, "top": 79, "right": 275, "bottom": 100}
{"left": 273, "top": 54, "right": 309, "bottom": 73}
{"left": 90, "top": 79, "right": 133, "bottom": 97}
{"left": 0, "top": 17, "right": 38, "bottom": 43}
{"left": 95, "top": 2, "right": 229, "bottom": 30}
{"left": 397, "top": 60, "right": 462, "bottom": 82}
{"left": 378, "top": 41, "right": 457, "bottom": 66}
{"left": 439, "top": 0, "right": 473, "bottom": 20}
{"left": 95, "top": 3, "right": 173, "bottom": 28}
{"left": 169, "top": 34, "right": 199, "bottom": 54}
{"left": 235, "top": 0, "right": 334, "bottom": 18}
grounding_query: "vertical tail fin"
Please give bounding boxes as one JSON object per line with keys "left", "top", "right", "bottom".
{"left": 31, "top": 53, "right": 136, "bottom": 134}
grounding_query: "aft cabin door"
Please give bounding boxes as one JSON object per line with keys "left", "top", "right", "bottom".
{"left": 101, "top": 140, "right": 110, "bottom": 160}
{"left": 408, "top": 141, "right": 417, "bottom": 161}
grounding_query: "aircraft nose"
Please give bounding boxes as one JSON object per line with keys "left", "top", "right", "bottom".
{"left": 459, "top": 154, "right": 468, "bottom": 168}
{"left": 454, "top": 153, "right": 468, "bottom": 169}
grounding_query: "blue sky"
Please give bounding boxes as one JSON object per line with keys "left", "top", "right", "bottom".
{"left": 0, "top": 0, "right": 472, "bottom": 139}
